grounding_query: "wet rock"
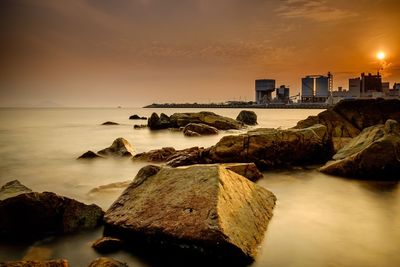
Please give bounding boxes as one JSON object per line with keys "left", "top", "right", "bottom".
{"left": 133, "top": 124, "right": 146, "bottom": 129}
{"left": 102, "top": 122, "right": 119, "bottom": 126}
{"left": 166, "top": 147, "right": 210, "bottom": 167}
{"left": 236, "top": 110, "right": 257, "bottom": 125}
{"left": 295, "top": 99, "right": 400, "bottom": 139}
{"left": 222, "top": 163, "right": 263, "bottom": 182}
{"left": 0, "top": 185, "right": 104, "bottom": 240}
{"left": 183, "top": 123, "right": 218, "bottom": 136}
{"left": 0, "top": 260, "right": 69, "bottom": 267}
{"left": 133, "top": 147, "right": 177, "bottom": 162}
{"left": 0, "top": 180, "right": 32, "bottom": 201}
{"left": 98, "top": 138, "right": 134, "bottom": 157}
{"left": 183, "top": 130, "right": 201, "bottom": 137}
{"left": 320, "top": 119, "right": 400, "bottom": 179}
{"left": 207, "top": 124, "right": 331, "bottom": 169}
{"left": 87, "top": 258, "right": 128, "bottom": 267}
{"left": 147, "top": 113, "right": 172, "bottom": 130}
{"left": 103, "top": 165, "right": 276, "bottom": 263}
{"left": 92, "top": 237, "right": 125, "bottom": 253}
{"left": 77, "top": 151, "right": 104, "bottom": 160}
{"left": 169, "top": 111, "right": 243, "bottom": 130}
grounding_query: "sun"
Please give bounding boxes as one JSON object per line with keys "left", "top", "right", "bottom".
{"left": 377, "top": 51, "right": 385, "bottom": 60}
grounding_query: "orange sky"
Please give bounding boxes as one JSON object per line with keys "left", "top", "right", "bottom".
{"left": 1, "top": 0, "right": 399, "bottom": 107}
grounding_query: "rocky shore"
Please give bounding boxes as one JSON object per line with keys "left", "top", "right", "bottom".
{"left": 2, "top": 99, "right": 400, "bottom": 266}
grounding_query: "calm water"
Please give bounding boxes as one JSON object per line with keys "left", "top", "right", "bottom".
{"left": 0, "top": 108, "right": 399, "bottom": 267}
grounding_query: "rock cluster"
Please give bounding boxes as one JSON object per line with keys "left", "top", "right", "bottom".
{"left": 320, "top": 119, "right": 400, "bottom": 178}
{"left": 103, "top": 164, "right": 276, "bottom": 263}
{"left": 236, "top": 110, "right": 257, "bottom": 125}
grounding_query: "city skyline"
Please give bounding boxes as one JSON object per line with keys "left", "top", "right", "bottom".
{"left": 1, "top": 0, "right": 399, "bottom": 107}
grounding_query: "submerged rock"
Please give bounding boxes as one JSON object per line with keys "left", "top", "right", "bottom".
{"left": 320, "top": 119, "right": 400, "bottom": 179}
{"left": 207, "top": 124, "right": 331, "bottom": 169}
{"left": 101, "top": 121, "right": 119, "bottom": 126}
{"left": 92, "top": 237, "right": 125, "bottom": 253}
{"left": 133, "top": 124, "right": 147, "bottom": 129}
{"left": 295, "top": 99, "right": 400, "bottom": 139}
{"left": 103, "top": 165, "right": 276, "bottom": 263}
{"left": 0, "top": 180, "right": 32, "bottom": 201}
{"left": 0, "top": 260, "right": 69, "bottom": 267}
{"left": 77, "top": 151, "right": 104, "bottom": 160}
{"left": 98, "top": 138, "right": 134, "bottom": 157}
{"left": 0, "top": 182, "right": 104, "bottom": 240}
{"left": 129, "top": 114, "right": 147, "bottom": 120}
{"left": 169, "top": 111, "right": 243, "bottom": 130}
{"left": 87, "top": 258, "right": 128, "bottom": 267}
{"left": 236, "top": 110, "right": 257, "bottom": 125}
{"left": 183, "top": 123, "right": 218, "bottom": 136}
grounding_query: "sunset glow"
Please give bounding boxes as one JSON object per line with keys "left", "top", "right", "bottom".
{"left": 377, "top": 51, "right": 386, "bottom": 60}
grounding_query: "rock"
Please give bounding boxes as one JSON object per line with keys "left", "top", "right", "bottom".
{"left": 295, "top": 99, "right": 400, "bottom": 139}
{"left": 133, "top": 124, "right": 146, "bottom": 129}
{"left": 183, "top": 123, "right": 218, "bottom": 136}
{"left": 183, "top": 130, "right": 201, "bottom": 137}
{"left": 320, "top": 119, "right": 400, "bottom": 179}
{"left": 207, "top": 124, "right": 331, "bottom": 169}
{"left": 77, "top": 151, "right": 104, "bottom": 160}
{"left": 147, "top": 113, "right": 172, "bottom": 130}
{"left": 236, "top": 110, "right": 257, "bottom": 125}
{"left": 87, "top": 258, "right": 128, "bottom": 267}
{"left": 102, "top": 122, "right": 119, "bottom": 125}
{"left": 129, "top": 114, "right": 146, "bottom": 120}
{"left": 92, "top": 237, "right": 124, "bottom": 253}
{"left": 0, "top": 180, "right": 32, "bottom": 201}
{"left": 133, "top": 147, "right": 177, "bottom": 162}
{"left": 98, "top": 138, "right": 134, "bottom": 157}
{"left": 222, "top": 163, "right": 263, "bottom": 182}
{"left": 0, "top": 260, "right": 69, "bottom": 267}
{"left": 166, "top": 147, "right": 210, "bottom": 167}
{"left": 103, "top": 165, "right": 276, "bottom": 263}
{"left": 0, "top": 186, "right": 104, "bottom": 240}
{"left": 169, "top": 111, "right": 243, "bottom": 130}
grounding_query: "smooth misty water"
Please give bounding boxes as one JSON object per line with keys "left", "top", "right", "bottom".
{"left": 0, "top": 108, "right": 399, "bottom": 267}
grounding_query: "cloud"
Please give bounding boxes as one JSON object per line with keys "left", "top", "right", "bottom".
{"left": 276, "top": 0, "right": 357, "bottom": 22}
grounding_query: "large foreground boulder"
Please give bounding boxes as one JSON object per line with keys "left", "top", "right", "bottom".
{"left": 0, "top": 180, "right": 32, "bottom": 201}
{"left": 169, "top": 111, "right": 243, "bottom": 130}
{"left": 236, "top": 110, "right": 257, "bottom": 125}
{"left": 320, "top": 119, "right": 400, "bottom": 178}
{"left": 0, "top": 260, "right": 69, "bottom": 267}
{"left": 98, "top": 138, "right": 134, "bottom": 157}
{"left": 103, "top": 165, "right": 276, "bottom": 263}
{"left": 183, "top": 123, "right": 218, "bottom": 136}
{"left": 0, "top": 182, "right": 104, "bottom": 240}
{"left": 208, "top": 124, "right": 331, "bottom": 169}
{"left": 295, "top": 99, "right": 400, "bottom": 138}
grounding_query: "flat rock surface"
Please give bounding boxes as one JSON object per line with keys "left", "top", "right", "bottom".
{"left": 169, "top": 111, "right": 243, "bottom": 130}
{"left": 103, "top": 165, "right": 276, "bottom": 263}
{"left": 87, "top": 258, "right": 128, "bottom": 267}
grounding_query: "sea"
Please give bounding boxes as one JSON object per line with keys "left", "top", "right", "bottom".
{"left": 0, "top": 108, "right": 399, "bottom": 267}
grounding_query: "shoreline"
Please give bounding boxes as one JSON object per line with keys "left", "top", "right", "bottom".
{"left": 143, "top": 103, "right": 328, "bottom": 109}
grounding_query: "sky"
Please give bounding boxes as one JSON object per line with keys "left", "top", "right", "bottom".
{"left": 1, "top": 0, "right": 399, "bottom": 107}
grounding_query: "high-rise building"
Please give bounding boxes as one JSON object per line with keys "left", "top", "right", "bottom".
{"left": 255, "top": 79, "right": 275, "bottom": 104}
